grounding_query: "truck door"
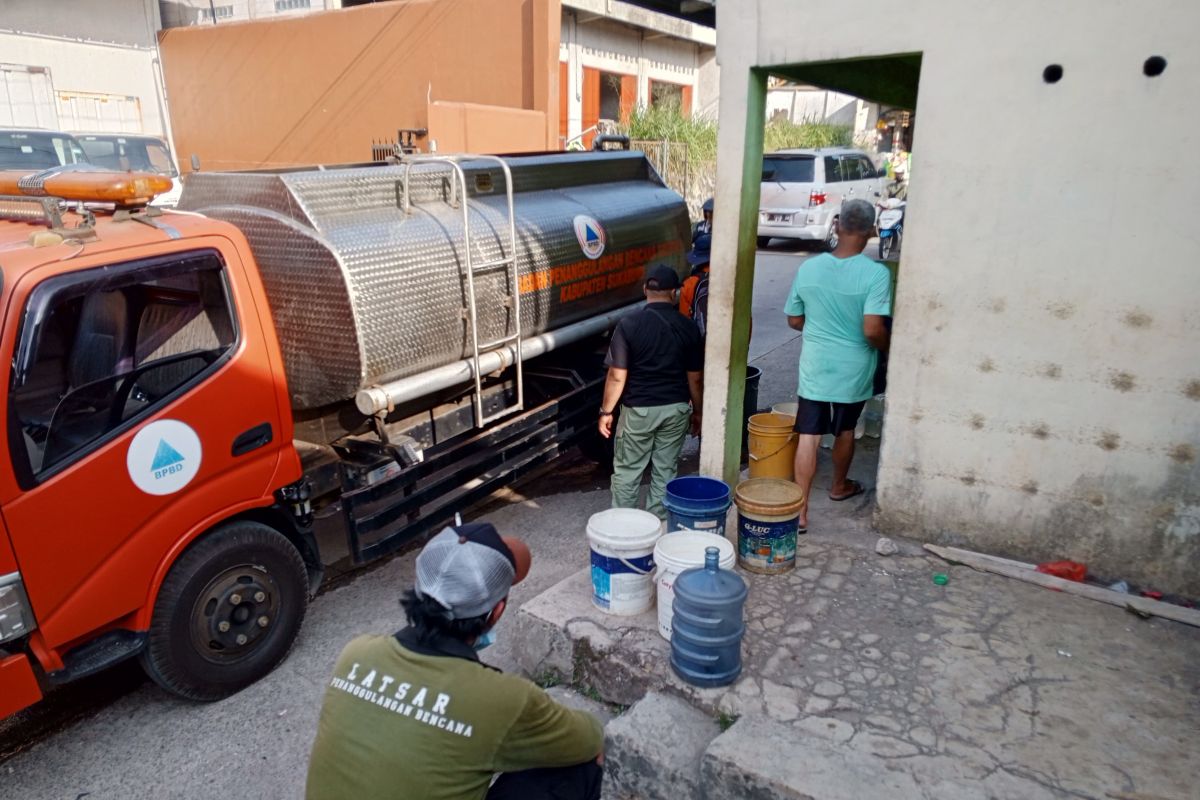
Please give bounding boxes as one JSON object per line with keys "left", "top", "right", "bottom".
{"left": 1, "top": 245, "right": 285, "bottom": 650}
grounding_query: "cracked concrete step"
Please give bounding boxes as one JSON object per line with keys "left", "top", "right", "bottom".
{"left": 546, "top": 685, "right": 618, "bottom": 727}
{"left": 701, "top": 715, "right": 976, "bottom": 800}
{"left": 604, "top": 692, "right": 721, "bottom": 800}
{"left": 511, "top": 569, "right": 673, "bottom": 707}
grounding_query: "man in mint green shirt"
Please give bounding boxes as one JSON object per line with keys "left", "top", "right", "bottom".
{"left": 784, "top": 199, "right": 892, "bottom": 532}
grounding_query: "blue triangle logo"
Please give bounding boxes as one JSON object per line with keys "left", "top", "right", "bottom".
{"left": 151, "top": 439, "right": 185, "bottom": 471}
{"left": 585, "top": 225, "right": 600, "bottom": 244}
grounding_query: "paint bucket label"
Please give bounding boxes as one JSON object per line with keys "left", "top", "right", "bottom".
{"left": 590, "top": 550, "right": 655, "bottom": 613}
{"left": 737, "top": 513, "right": 798, "bottom": 574}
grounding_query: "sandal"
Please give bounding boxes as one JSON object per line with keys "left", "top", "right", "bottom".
{"left": 829, "top": 479, "right": 866, "bottom": 502}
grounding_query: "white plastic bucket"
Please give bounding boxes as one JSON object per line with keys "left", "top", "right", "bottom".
{"left": 770, "top": 401, "right": 797, "bottom": 419}
{"left": 654, "top": 531, "right": 736, "bottom": 639}
{"left": 587, "top": 508, "right": 662, "bottom": 615}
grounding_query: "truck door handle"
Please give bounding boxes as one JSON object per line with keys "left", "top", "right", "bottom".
{"left": 232, "top": 423, "right": 273, "bottom": 457}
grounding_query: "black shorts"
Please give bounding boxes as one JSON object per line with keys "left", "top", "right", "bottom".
{"left": 793, "top": 396, "right": 866, "bottom": 436}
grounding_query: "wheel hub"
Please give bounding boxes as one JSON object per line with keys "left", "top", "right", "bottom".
{"left": 190, "top": 564, "right": 281, "bottom": 663}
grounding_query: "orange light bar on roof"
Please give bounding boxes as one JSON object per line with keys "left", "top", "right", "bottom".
{"left": 0, "top": 168, "right": 173, "bottom": 206}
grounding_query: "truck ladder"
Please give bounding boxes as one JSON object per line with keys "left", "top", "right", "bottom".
{"left": 399, "top": 154, "right": 524, "bottom": 428}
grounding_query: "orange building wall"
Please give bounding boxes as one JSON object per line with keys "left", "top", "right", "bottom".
{"left": 160, "top": 0, "right": 561, "bottom": 171}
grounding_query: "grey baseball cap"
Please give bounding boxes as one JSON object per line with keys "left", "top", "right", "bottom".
{"left": 414, "top": 523, "right": 530, "bottom": 619}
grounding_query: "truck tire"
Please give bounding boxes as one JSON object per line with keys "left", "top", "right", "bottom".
{"left": 139, "top": 521, "right": 308, "bottom": 702}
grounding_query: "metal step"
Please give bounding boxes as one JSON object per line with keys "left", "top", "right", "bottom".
{"left": 48, "top": 629, "right": 146, "bottom": 685}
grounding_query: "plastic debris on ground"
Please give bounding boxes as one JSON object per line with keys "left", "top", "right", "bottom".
{"left": 1036, "top": 560, "right": 1087, "bottom": 582}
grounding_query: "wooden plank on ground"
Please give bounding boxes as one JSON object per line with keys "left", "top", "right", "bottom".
{"left": 924, "top": 543, "right": 1200, "bottom": 629}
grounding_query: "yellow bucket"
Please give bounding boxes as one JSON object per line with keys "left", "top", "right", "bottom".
{"left": 746, "top": 412, "right": 797, "bottom": 480}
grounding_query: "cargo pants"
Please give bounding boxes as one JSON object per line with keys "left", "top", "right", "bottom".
{"left": 610, "top": 402, "right": 692, "bottom": 519}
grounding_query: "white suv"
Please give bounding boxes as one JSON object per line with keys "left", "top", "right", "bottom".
{"left": 758, "top": 147, "right": 886, "bottom": 250}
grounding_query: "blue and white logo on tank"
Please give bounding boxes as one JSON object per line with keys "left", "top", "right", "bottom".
{"left": 573, "top": 214, "right": 606, "bottom": 260}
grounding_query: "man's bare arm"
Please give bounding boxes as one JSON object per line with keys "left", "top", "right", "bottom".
{"left": 687, "top": 370, "right": 703, "bottom": 436}
{"left": 598, "top": 367, "right": 627, "bottom": 438}
{"left": 602, "top": 367, "right": 627, "bottom": 411}
{"left": 863, "top": 315, "right": 890, "bottom": 352}
{"left": 787, "top": 314, "right": 805, "bottom": 332}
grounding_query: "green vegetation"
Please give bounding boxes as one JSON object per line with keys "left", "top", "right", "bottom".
{"left": 717, "top": 710, "right": 739, "bottom": 732}
{"left": 579, "top": 684, "right": 604, "bottom": 703}
{"left": 763, "top": 116, "right": 853, "bottom": 152}
{"left": 534, "top": 670, "right": 562, "bottom": 689}
{"left": 623, "top": 101, "right": 852, "bottom": 161}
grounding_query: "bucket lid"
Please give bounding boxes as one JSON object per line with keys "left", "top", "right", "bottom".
{"left": 587, "top": 508, "right": 662, "bottom": 550}
{"left": 734, "top": 478, "right": 805, "bottom": 517}
{"left": 655, "top": 531, "right": 735, "bottom": 570}
{"left": 747, "top": 412, "right": 795, "bottom": 431}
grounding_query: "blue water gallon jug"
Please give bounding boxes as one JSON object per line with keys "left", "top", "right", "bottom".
{"left": 670, "top": 546, "right": 748, "bottom": 687}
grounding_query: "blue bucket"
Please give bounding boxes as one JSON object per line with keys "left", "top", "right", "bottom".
{"left": 663, "top": 476, "right": 732, "bottom": 537}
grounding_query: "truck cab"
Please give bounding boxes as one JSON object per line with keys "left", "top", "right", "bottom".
{"left": 0, "top": 171, "right": 308, "bottom": 718}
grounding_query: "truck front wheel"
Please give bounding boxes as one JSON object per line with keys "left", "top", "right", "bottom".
{"left": 140, "top": 521, "right": 308, "bottom": 701}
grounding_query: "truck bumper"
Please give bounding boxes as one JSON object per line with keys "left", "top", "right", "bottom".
{"left": 0, "top": 652, "right": 42, "bottom": 718}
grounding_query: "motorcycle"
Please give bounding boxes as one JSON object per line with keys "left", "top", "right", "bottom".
{"left": 877, "top": 198, "right": 906, "bottom": 260}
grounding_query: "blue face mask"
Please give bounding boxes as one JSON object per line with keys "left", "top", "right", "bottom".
{"left": 473, "top": 628, "right": 497, "bottom": 651}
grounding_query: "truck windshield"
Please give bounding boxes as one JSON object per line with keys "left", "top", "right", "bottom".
{"left": 0, "top": 131, "right": 88, "bottom": 170}
{"left": 761, "top": 156, "right": 814, "bottom": 184}
{"left": 78, "top": 136, "right": 178, "bottom": 177}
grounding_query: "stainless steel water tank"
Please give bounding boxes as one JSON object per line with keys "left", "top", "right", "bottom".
{"left": 179, "top": 151, "right": 689, "bottom": 409}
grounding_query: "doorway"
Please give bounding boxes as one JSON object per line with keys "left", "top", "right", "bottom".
{"left": 739, "top": 54, "right": 922, "bottom": 528}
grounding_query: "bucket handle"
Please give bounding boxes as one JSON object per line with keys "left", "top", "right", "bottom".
{"left": 615, "top": 557, "right": 653, "bottom": 576}
{"left": 748, "top": 434, "right": 797, "bottom": 463}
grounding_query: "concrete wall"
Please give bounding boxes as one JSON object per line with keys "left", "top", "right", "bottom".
{"left": 159, "top": 0, "right": 560, "bottom": 170}
{"left": 710, "top": 0, "right": 1200, "bottom": 593}
{"left": 428, "top": 101, "right": 547, "bottom": 154}
{"left": 0, "top": 0, "right": 167, "bottom": 134}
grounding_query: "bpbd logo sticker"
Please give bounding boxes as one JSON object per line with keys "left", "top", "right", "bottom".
{"left": 127, "top": 420, "right": 203, "bottom": 496}
{"left": 573, "top": 215, "right": 606, "bottom": 260}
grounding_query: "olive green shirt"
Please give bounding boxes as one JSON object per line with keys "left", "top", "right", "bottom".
{"left": 305, "top": 632, "right": 604, "bottom": 800}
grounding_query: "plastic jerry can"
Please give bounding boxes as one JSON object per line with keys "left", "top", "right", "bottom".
{"left": 670, "top": 546, "right": 749, "bottom": 687}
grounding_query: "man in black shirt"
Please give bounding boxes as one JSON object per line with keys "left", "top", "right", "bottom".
{"left": 598, "top": 265, "right": 703, "bottom": 518}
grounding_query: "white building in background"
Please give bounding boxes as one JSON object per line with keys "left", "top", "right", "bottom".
{"left": 158, "top": 0, "right": 343, "bottom": 27}
{"left": 0, "top": 0, "right": 169, "bottom": 135}
{"left": 765, "top": 83, "right": 884, "bottom": 152}
{"left": 559, "top": 0, "right": 716, "bottom": 148}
